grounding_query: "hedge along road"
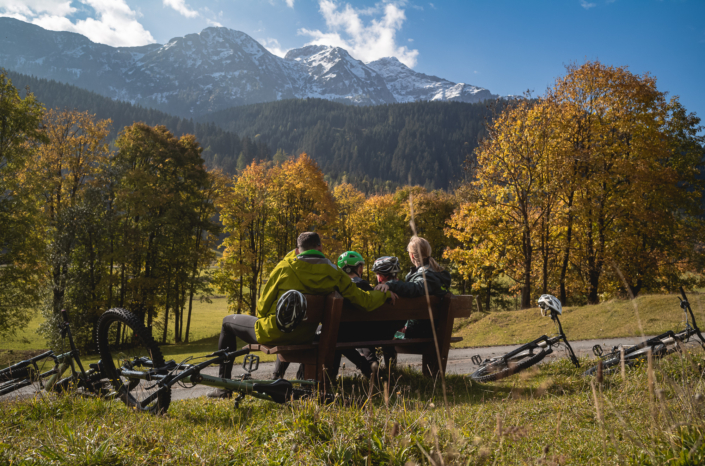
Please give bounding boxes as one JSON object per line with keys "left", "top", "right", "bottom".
{"left": 6, "top": 335, "right": 695, "bottom": 402}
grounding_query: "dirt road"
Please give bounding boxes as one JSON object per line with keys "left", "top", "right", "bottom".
{"left": 3, "top": 335, "right": 701, "bottom": 402}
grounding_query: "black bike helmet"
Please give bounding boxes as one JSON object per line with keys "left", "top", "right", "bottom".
{"left": 276, "top": 290, "right": 307, "bottom": 333}
{"left": 372, "top": 256, "right": 401, "bottom": 277}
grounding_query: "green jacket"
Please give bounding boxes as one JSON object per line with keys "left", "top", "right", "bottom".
{"left": 254, "top": 249, "right": 391, "bottom": 345}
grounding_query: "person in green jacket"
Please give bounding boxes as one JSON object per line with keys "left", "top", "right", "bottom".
{"left": 208, "top": 232, "right": 393, "bottom": 398}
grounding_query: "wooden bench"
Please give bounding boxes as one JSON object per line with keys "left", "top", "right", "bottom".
{"left": 246, "top": 293, "right": 473, "bottom": 384}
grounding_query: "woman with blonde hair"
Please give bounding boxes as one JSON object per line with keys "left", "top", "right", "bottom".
{"left": 375, "top": 236, "right": 451, "bottom": 339}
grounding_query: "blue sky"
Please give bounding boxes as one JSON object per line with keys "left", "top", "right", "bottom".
{"left": 1, "top": 0, "right": 704, "bottom": 120}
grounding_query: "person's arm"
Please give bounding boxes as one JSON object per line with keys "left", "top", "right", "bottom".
{"left": 256, "top": 254, "right": 295, "bottom": 318}
{"left": 387, "top": 273, "right": 441, "bottom": 298}
{"left": 337, "top": 271, "right": 390, "bottom": 311}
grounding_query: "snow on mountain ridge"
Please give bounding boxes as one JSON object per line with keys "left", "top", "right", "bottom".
{"left": 0, "top": 17, "right": 497, "bottom": 117}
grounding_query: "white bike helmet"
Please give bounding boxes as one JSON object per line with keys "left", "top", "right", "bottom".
{"left": 537, "top": 294, "right": 562, "bottom": 317}
{"left": 276, "top": 290, "right": 307, "bottom": 333}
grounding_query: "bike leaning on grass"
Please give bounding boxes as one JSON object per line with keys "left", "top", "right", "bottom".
{"left": 0, "top": 309, "right": 109, "bottom": 397}
{"left": 469, "top": 294, "right": 580, "bottom": 382}
{"left": 96, "top": 307, "right": 334, "bottom": 415}
{"left": 584, "top": 287, "right": 705, "bottom": 376}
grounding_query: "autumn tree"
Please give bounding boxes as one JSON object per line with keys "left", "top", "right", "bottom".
{"left": 446, "top": 98, "right": 559, "bottom": 308}
{"left": 333, "top": 183, "right": 365, "bottom": 252}
{"left": 216, "top": 154, "right": 338, "bottom": 314}
{"left": 269, "top": 154, "right": 338, "bottom": 258}
{"left": 114, "top": 123, "right": 217, "bottom": 340}
{"left": 551, "top": 62, "right": 704, "bottom": 302}
{"left": 216, "top": 160, "right": 274, "bottom": 315}
{"left": 0, "top": 72, "right": 46, "bottom": 336}
{"left": 448, "top": 61, "right": 704, "bottom": 308}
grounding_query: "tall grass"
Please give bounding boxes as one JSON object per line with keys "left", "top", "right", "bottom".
{"left": 2, "top": 350, "right": 704, "bottom": 465}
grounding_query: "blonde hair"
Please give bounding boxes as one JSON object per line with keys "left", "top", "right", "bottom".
{"left": 407, "top": 236, "right": 443, "bottom": 272}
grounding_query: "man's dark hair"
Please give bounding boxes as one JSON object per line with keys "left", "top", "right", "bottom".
{"left": 297, "top": 232, "right": 322, "bottom": 251}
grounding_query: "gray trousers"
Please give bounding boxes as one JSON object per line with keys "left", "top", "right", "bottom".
{"left": 217, "top": 314, "right": 258, "bottom": 379}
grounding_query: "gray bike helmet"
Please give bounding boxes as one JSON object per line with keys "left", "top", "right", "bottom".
{"left": 537, "top": 294, "right": 562, "bottom": 317}
{"left": 372, "top": 256, "right": 401, "bottom": 277}
{"left": 276, "top": 290, "right": 307, "bottom": 333}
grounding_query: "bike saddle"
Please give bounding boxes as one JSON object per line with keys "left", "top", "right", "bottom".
{"left": 252, "top": 379, "right": 294, "bottom": 404}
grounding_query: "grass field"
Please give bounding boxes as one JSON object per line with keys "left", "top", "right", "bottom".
{"left": 3, "top": 293, "right": 702, "bottom": 368}
{"left": 452, "top": 293, "right": 705, "bottom": 348}
{"left": 2, "top": 350, "right": 704, "bottom": 464}
{"left": 0, "top": 297, "right": 277, "bottom": 367}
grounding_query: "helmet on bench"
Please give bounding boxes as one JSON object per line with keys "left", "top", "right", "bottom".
{"left": 276, "top": 290, "right": 307, "bottom": 333}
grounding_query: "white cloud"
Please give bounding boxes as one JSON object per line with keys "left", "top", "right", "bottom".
{"left": 163, "top": 0, "right": 198, "bottom": 18}
{"left": 298, "top": 0, "right": 419, "bottom": 67}
{"left": 429, "top": 2, "right": 436, "bottom": 9}
{"left": 580, "top": 0, "right": 596, "bottom": 9}
{"left": 261, "top": 37, "right": 289, "bottom": 57}
{"left": 285, "top": 0, "right": 295, "bottom": 7}
{"left": 0, "top": 0, "right": 155, "bottom": 46}
{"left": 206, "top": 18, "right": 222, "bottom": 27}
{"left": 0, "top": 0, "right": 74, "bottom": 19}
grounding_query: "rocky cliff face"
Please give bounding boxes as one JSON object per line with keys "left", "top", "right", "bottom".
{"left": 0, "top": 17, "right": 497, "bottom": 117}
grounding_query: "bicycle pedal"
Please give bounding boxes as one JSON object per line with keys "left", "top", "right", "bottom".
{"left": 471, "top": 355, "right": 483, "bottom": 366}
{"left": 592, "top": 345, "right": 603, "bottom": 357}
{"left": 242, "top": 354, "right": 260, "bottom": 373}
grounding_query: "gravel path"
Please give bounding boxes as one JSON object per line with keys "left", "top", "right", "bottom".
{"left": 3, "top": 335, "right": 702, "bottom": 402}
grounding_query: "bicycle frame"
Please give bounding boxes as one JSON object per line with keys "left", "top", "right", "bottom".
{"left": 0, "top": 309, "right": 105, "bottom": 397}
{"left": 592, "top": 287, "right": 705, "bottom": 361}
{"left": 116, "top": 348, "right": 317, "bottom": 410}
{"left": 472, "top": 312, "right": 579, "bottom": 368}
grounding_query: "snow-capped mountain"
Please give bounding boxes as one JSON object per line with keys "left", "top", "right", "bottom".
{"left": 367, "top": 57, "right": 494, "bottom": 104}
{"left": 284, "top": 45, "right": 395, "bottom": 105}
{"left": 0, "top": 17, "right": 496, "bottom": 117}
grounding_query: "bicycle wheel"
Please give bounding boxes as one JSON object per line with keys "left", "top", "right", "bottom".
{"left": 0, "top": 366, "right": 30, "bottom": 383}
{"left": 470, "top": 346, "right": 550, "bottom": 383}
{"left": 583, "top": 344, "right": 667, "bottom": 376}
{"left": 96, "top": 308, "right": 171, "bottom": 414}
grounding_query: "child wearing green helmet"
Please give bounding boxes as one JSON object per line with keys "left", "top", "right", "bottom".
{"left": 332, "top": 251, "right": 378, "bottom": 377}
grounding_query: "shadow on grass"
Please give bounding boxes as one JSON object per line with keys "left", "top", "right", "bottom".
{"left": 157, "top": 336, "right": 277, "bottom": 363}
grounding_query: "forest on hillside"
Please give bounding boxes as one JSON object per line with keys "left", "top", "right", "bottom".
{"left": 6, "top": 69, "right": 497, "bottom": 191}
{"left": 200, "top": 98, "right": 497, "bottom": 190}
{"left": 4, "top": 69, "right": 270, "bottom": 174}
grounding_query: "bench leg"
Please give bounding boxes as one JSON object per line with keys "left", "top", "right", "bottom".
{"left": 422, "top": 346, "right": 439, "bottom": 377}
{"left": 422, "top": 294, "right": 454, "bottom": 377}
{"left": 304, "top": 363, "right": 317, "bottom": 381}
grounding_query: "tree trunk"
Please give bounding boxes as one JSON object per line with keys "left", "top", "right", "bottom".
{"left": 559, "top": 192, "right": 574, "bottom": 305}
{"left": 485, "top": 279, "right": 492, "bottom": 312}
{"left": 174, "top": 278, "right": 181, "bottom": 343}
{"left": 162, "top": 267, "right": 171, "bottom": 344}
{"left": 521, "top": 227, "right": 533, "bottom": 309}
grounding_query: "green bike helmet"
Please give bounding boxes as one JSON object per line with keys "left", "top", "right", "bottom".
{"left": 338, "top": 251, "right": 365, "bottom": 273}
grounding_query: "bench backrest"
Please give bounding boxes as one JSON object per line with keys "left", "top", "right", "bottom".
{"left": 301, "top": 293, "right": 472, "bottom": 323}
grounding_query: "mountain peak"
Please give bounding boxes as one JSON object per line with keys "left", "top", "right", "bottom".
{"left": 0, "top": 19, "right": 498, "bottom": 116}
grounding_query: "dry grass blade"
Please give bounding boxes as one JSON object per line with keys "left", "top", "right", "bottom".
{"left": 408, "top": 193, "right": 448, "bottom": 410}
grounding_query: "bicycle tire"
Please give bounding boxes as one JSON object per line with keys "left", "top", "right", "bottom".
{"left": 96, "top": 308, "right": 171, "bottom": 414}
{"left": 0, "top": 366, "right": 30, "bottom": 382}
{"left": 583, "top": 344, "right": 667, "bottom": 376}
{"left": 470, "top": 346, "right": 550, "bottom": 383}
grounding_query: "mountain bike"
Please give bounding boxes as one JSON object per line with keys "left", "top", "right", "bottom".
{"left": 584, "top": 287, "right": 705, "bottom": 376}
{"left": 469, "top": 297, "right": 580, "bottom": 382}
{"left": 96, "top": 307, "right": 333, "bottom": 414}
{"left": 0, "top": 309, "right": 108, "bottom": 398}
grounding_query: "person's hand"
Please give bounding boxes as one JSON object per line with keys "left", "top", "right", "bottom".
{"left": 375, "top": 283, "right": 389, "bottom": 293}
{"left": 389, "top": 291, "right": 399, "bottom": 304}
